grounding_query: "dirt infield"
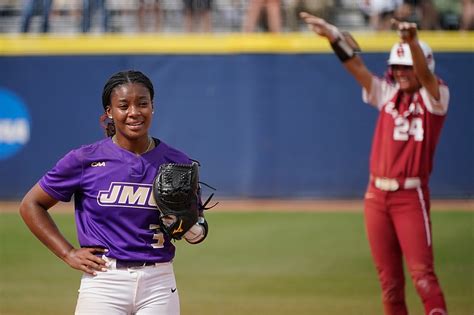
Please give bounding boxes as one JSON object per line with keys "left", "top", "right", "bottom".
{"left": 1, "top": 199, "right": 472, "bottom": 213}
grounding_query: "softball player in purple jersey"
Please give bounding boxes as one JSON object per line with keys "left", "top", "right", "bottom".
{"left": 19, "top": 70, "right": 208, "bottom": 315}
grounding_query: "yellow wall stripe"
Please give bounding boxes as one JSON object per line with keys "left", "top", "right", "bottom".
{"left": 0, "top": 32, "right": 472, "bottom": 56}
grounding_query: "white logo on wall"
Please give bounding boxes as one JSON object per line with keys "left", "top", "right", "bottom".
{"left": 0, "top": 88, "right": 31, "bottom": 160}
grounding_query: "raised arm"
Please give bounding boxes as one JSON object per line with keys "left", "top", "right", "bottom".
{"left": 19, "top": 184, "right": 107, "bottom": 275}
{"left": 394, "top": 19, "right": 440, "bottom": 99}
{"left": 300, "top": 12, "right": 374, "bottom": 94}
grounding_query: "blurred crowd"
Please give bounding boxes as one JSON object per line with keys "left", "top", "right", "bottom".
{"left": 358, "top": 0, "right": 473, "bottom": 30}
{"left": 0, "top": 0, "right": 472, "bottom": 34}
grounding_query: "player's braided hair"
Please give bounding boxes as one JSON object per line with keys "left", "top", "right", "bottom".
{"left": 100, "top": 70, "right": 155, "bottom": 136}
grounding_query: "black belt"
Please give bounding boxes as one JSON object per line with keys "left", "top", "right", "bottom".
{"left": 116, "top": 260, "right": 157, "bottom": 269}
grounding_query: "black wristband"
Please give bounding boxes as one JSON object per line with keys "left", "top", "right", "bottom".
{"left": 330, "top": 37, "right": 356, "bottom": 62}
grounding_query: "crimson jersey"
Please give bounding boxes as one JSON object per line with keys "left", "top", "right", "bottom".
{"left": 363, "top": 76, "right": 449, "bottom": 180}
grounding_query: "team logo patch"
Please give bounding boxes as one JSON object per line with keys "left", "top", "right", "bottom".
{"left": 97, "top": 182, "right": 157, "bottom": 209}
{"left": 91, "top": 161, "right": 106, "bottom": 167}
{"left": 396, "top": 45, "right": 405, "bottom": 57}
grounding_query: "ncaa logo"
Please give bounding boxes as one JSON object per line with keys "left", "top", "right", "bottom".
{"left": 0, "top": 88, "right": 31, "bottom": 160}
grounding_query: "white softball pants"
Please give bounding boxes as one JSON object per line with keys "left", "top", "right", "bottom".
{"left": 75, "top": 258, "right": 180, "bottom": 315}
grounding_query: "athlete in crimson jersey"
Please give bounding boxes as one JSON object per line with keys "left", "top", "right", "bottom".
{"left": 366, "top": 75, "right": 449, "bottom": 181}
{"left": 301, "top": 12, "right": 449, "bottom": 315}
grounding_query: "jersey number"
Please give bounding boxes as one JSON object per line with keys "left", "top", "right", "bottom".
{"left": 149, "top": 224, "right": 165, "bottom": 248}
{"left": 393, "top": 117, "right": 423, "bottom": 141}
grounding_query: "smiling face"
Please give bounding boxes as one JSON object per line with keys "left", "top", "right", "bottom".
{"left": 106, "top": 82, "right": 154, "bottom": 142}
{"left": 391, "top": 65, "right": 421, "bottom": 93}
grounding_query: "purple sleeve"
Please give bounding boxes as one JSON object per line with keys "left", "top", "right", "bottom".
{"left": 39, "top": 149, "right": 83, "bottom": 202}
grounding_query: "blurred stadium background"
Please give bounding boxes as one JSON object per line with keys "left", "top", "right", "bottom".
{"left": 1, "top": 1, "right": 473, "bottom": 314}
{"left": 1, "top": 31, "right": 473, "bottom": 199}
{"left": 0, "top": 0, "right": 470, "bottom": 34}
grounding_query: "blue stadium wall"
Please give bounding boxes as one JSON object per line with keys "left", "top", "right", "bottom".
{"left": 0, "top": 34, "right": 473, "bottom": 199}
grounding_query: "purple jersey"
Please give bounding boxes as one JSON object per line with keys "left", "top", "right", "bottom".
{"left": 39, "top": 137, "right": 192, "bottom": 262}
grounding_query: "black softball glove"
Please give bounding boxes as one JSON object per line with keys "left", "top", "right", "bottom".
{"left": 152, "top": 162, "right": 200, "bottom": 240}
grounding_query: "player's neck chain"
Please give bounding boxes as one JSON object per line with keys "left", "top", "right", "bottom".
{"left": 112, "top": 135, "right": 155, "bottom": 155}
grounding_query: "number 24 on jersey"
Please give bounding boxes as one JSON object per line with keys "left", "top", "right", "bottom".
{"left": 393, "top": 117, "right": 424, "bottom": 141}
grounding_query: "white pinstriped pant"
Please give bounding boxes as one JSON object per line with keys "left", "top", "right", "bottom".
{"left": 75, "top": 258, "right": 179, "bottom": 315}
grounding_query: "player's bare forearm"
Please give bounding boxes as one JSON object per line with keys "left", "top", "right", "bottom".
{"left": 19, "top": 186, "right": 75, "bottom": 260}
{"left": 408, "top": 41, "right": 439, "bottom": 98}
{"left": 393, "top": 19, "right": 440, "bottom": 99}
{"left": 343, "top": 56, "right": 373, "bottom": 93}
{"left": 19, "top": 184, "right": 107, "bottom": 275}
{"left": 300, "top": 12, "right": 373, "bottom": 94}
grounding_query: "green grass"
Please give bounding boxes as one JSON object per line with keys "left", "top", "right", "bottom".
{"left": 0, "top": 211, "right": 472, "bottom": 315}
